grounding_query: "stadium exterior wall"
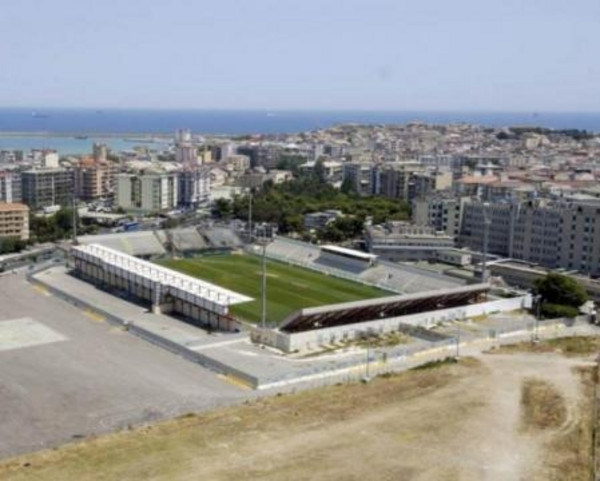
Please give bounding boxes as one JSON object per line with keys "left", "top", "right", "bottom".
{"left": 72, "top": 252, "right": 241, "bottom": 331}
{"left": 254, "top": 295, "right": 531, "bottom": 353}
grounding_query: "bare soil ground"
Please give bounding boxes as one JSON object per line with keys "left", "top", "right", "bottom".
{"left": 0, "top": 352, "right": 594, "bottom": 481}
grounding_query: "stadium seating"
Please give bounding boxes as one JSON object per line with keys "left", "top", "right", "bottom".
{"left": 263, "top": 237, "right": 465, "bottom": 295}
{"left": 77, "top": 231, "right": 166, "bottom": 258}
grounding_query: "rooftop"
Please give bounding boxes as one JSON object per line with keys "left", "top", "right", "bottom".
{"left": 0, "top": 203, "right": 29, "bottom": 212}
{"left": 320, "top": 244, "right": 377, "bottom": 261}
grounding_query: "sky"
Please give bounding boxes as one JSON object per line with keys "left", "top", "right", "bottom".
{"left": 0, "top": 0, "right": 599, "bottom": 111}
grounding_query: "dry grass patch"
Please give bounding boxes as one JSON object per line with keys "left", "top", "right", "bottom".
{"left": 0, "top": 358, "right": 482, "bottom": 481}
{"left": 493, "top": 336, "right": 600, "bottom": 358}
{"left": 520, "top": 378, "right": 567, "bottom": 431}
{"left": 542, "top": 366, "right": 596, "bottom": 481}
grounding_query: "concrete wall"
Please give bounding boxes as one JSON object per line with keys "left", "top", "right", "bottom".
{"left": 72, "top": 255, "right": 234, "bottom": 330}
{"left": 261, "top": 295, "right": 531, "bottom": 353}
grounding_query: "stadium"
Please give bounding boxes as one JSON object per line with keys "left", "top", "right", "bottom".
{"left": 71, "top": 227, "right": 531, "bottom": 353}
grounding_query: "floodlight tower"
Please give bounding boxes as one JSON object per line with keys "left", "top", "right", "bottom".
{"left": 481, "top": 202, "right": 491, "bottom": 283}
{"left": 248, "top": 190, "right": 270, "bottom": 329}
{"left": 72, "top": 191, "right": 78, "bottom": 245}
{"left": 247, "top": 191, "right": 253, "bottom": 244}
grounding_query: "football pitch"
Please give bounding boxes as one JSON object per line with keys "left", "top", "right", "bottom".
{"left": 159, "top": 254, "right": 390, "bottom": 324}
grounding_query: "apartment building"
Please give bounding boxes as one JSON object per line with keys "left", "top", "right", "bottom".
{"left": 116, "top": 172, "right": 178, "bottom": 212}
{"left": 0, "top": 172, "right": 22, "bottom": 203}
{"left": 0, "top": 203, "right": 29, "bottom": 241}
{"left": 458, "top": 200, "right": 518, "bottom": 257}
{"left": 342, "top": 162, "right": 375, "bottom": 196}
{"left": 21, "top": 168, "right": 74, "bottom": 209}
{"left": 74, "top": 158, "right": 117, "bottom": 201}
{"left": 179, "top": 167, "right": 211, "bottom": 207}
{"left": 412, "top": 196, "right": 466, "bottom": 237}
{"left": 459, "top": 198, "right": 600, "bottom": 276}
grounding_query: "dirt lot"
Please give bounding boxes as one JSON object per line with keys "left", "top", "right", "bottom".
{"left": 0, "top": 350, "right": 595, "bottom": 481}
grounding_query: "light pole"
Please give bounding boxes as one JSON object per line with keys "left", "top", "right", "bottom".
{"left": 247, "top": 192, "right": 253, "bottom": 244}
{"left": 261, "top": 240, "right": 267, "bottom": 329}
{"left": 481, "top": 202, "right": 491, "bottom": 283}
{"left": 363, "top": 336, "right": 372, "bottom": 382}
{"left": 456, "top": 321, "right": 461, "bottom": 359}
{"left": 72, "top": 192, "right": 78, "bottom": 245}
{"left": 533, "top": 294, "right": 541, "bottom": 342}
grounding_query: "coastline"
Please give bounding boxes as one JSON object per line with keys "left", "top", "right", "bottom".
{"left": 0, "top": 131, "right": 172, "bottom": 139}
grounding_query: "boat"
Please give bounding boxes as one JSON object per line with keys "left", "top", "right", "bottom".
{"left": 74, "top": 135, "right": 89, "bottom": 140}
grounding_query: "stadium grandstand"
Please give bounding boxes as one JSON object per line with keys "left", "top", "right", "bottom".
{"left": 77, "top": 231, "right": 166, "bottom": 258}
{"left": 315, "top": 245, "right": 378, "bottom": 273}
{"left": 155, "top": 228, "right": 208, "bottom": 254}
{"left": 263, "top": 237, "right": 466, "bottom": 294}
{"left": 202, "top": 227, "right": 244, "bottom": 249}
{"left": 280, "top": 283, "right": 490, "bottom": 333}
{"left": 72, "top": 243, "right": 252, "bottom": 329}
{"left": 77, "top": 226, "right": 243, "bottom": 258}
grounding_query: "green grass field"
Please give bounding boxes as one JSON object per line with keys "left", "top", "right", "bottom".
{"left": 159, "top": 254, "right": 390, "bottom": 324}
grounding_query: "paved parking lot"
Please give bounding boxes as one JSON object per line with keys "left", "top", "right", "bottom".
{"left": 0, "top": 272, "right": 251, "bottom": 458}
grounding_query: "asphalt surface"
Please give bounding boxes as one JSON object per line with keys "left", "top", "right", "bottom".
{"left": 0, "top": 272, "right": 251, "bottom": 459}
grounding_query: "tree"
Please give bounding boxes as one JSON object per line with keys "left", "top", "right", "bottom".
{"left": 54, "top": 208, "right": 73, "bottom": 233}
{"left": 213, "top": 198, "right": 232, "bottom": 219}
{"left": 340, "top": 177, "right": 357, "bottom": 195}
{"left": 0, "top": 237, "right": 26, "bottom": 255}
{"left": 534, "top": 273, "right": 588, "bottom": 309}
{"left": 314, "top": 157, "right": 327, "bottom": 184}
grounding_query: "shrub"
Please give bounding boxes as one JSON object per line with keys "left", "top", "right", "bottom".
{"left": 540, "top": 303, "right": 579, "bottom": 319}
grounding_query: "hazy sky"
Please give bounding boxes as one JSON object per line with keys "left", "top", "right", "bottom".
{"left": 1, "top": 0, "right": 599, "bottom": 111}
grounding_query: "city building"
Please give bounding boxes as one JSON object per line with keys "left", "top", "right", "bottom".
{"left": 21, "top": 168, "right": 74, "bottom": 209}
{"left": 237, "top": 144, "right": 282, "bottom": 169}
{"left": 179, "top": 167, "right": 211, "bottom": 208}
{"left": 342, "top": 162, "right": 375, "bottom": 196}
{"left": 365, "top": 221, "right": 455, "bottom": 261}
{"left": 0, "top": 203, "right": 29, "bottom": 241}
{"left": 458, "top": 200, "right": 518, "bottom": 257}
{"left": 458, "top": 198, "right": 600, "bottom": 277}
{"left": 225, "top": 154, "right": 251, "bottom": 173}
{"left": 299, "top": 160, "right": 343, "bottom": 181}
{"left": 175, "top": 144, "right": 198, "bottom": 166}
{"left": 0, "top": 172, "right": 22, "bottom": 203}
{"left": 93, "top": 143, "right": 108, "bottom": 162}
{"left": 304, "top": 210, "right": 344, "bottom": 231}
{"left": 116, "top": 172, "right": 179, "bottom": 212}
{"left": 74, "top": 158, "right": 117, "bottom": 201}
{"left": 412, "top": 196, "right": 466, "bottom": 237}
{"left": 375, "top": 161, "right": 422, "bottom": 199}
{"left": 41, "top": 151, "right": 60, "bottom": 169}
{"left": 409, "top": 169, "right": 453, "bottom": 200}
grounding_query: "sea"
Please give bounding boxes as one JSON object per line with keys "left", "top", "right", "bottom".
{"left": 1, "top": 108, "right": 600, "bottom": 155}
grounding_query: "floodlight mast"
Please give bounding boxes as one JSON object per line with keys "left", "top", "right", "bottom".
{"left": 248, "top": 191, "right": 253, "bottom": 244}
{"left": 248, "top": 190, "right": 268, "bottom": 329}
{"left": 72, "top": 192, "right": 78, "bottom": 245}
{"left": 261, "top": 240, "right": 267, "bottom": 329}
{"left": 481, "top": 202, "right": 491, "bottom": 283}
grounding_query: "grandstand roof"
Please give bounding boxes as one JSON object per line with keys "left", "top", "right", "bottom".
{"left": 320, "top": 244, "right": 377, "bottom": 261}
{"left": 72, "top": 243, "right": 252, "bottom": 308}
{"left": 280, "top": 283, "right": 490, "bottom": 333}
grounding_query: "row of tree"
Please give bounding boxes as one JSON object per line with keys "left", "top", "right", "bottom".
{"left": 212, "top": 172, "right": 411, "bottom": 240}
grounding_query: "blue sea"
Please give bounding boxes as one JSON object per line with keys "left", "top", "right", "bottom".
{"left": 1, "top": 108, "right": 599, "bottom": 155}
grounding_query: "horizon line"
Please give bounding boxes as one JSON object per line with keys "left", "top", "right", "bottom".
{"left": 2, "top": 106, "right": 600, "bottom": 115}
